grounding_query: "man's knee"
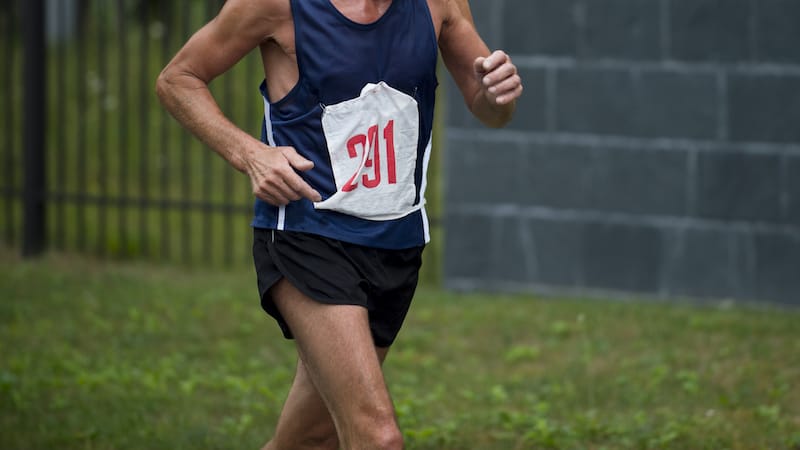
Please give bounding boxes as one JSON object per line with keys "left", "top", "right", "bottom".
{"left": 364, "top": 421, "right": 404, "bottom": 450}
{"left": 264, "top": 429, "right": 339, "bottom": 450}
{"left": 348, "top": 414, "right": 403, "bottom": 450}
{"left": 300, "top": 432, "right": 339, "bottom": 450}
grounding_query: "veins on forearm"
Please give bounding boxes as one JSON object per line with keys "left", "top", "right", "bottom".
{"left": 159, "top": 72, "right": 252, "bottom": 173}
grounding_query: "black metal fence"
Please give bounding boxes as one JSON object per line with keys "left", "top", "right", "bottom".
{"left": 4, "top": 0, "right": 259, "bottom": 266}
{"left": 2, "top": 0, "right": 443, "bottom": 272}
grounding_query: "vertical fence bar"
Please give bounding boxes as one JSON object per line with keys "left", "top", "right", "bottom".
{"left": 97, "top": 0, "right": 108, "bottom": 256}
{"left": 22, "top": 0, "right": 47, "bottom": 257}
{"left": 222, "top": 58, "right": 233, "bottom": 266}
{"left": 179, "top": 0, "right": 191, "bottom": 265}
{"left": 139, "top": 0, "right": 150, "bottom": 257}
{"left": 159, "top": 3, "right": 172, "bottom": 261}
{"left": 54, "top": 0, "right": 66, "bottom": 249}
{"left": 75, "top": 1, "right": 87, "bottom": 251}
{"left": 201, "top": 0, "right": 214, "bottom": 264}
{"left": 117, "top": 0, "right": 129, "bottom": 255}
{"left": 245, "top": 53, "right": 257, "bottom": 131}
{"left": 2, "top": 1, "right": 17, "bottom": 245}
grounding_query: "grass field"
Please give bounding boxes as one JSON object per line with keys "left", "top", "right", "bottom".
{"left": 1, "top": 250, "right": 799, "bottom": 450}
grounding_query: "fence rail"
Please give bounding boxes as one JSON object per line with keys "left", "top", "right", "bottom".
{"left": 1, "top": 0, "right": 264, "bottom": 267}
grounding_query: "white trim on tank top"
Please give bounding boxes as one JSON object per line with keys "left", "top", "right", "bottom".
{"left": 420, "top": 136, "right": 432, "bottom": 243}
{"left": 263, "top": 97, "right": 287, "bottom": 230}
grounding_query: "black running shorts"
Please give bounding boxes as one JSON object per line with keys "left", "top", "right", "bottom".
{"left": 252, "top": 228, "right": 424, "bottom": 348}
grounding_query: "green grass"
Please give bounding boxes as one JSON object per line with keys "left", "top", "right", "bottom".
{"left": 1, "top": 250, "right": 798, "bottom": 450}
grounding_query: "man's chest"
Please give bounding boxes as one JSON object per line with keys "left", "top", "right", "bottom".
{"left": 271, "top": 0, "right": 445, "bottom": 54}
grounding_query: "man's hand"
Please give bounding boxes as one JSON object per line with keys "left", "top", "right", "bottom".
{"left": 244, "top": 145, "right": 322, "bottom": 206}
{"left": 473, "top": 50, "right": 523, "bottom": 107}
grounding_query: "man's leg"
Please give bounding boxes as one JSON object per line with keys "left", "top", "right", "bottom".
{"left": 262, "top": 347, "right": 391, "bottom": 450}
{"left": 264, "top": 278, "right": 402, "bottom": 450}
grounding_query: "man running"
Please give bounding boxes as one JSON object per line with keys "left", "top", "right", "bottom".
{"left": 157, "top": 0, "right": 522, "bottom": 448}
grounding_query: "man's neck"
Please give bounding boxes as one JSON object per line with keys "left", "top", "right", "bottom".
{"left": 328, "top": 0, "right": 394, "bottom": 24}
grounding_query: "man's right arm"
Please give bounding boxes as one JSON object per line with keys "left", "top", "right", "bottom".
{"left": 437, "top": 0, "right": 522, "bottom": 128}
{"left": 156, "top": 0, "right": 320, "bottom": 206}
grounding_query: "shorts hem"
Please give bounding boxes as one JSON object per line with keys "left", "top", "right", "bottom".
{"left": 253, "top": 228, "right": 419, "bottom": 348}
{"left": 261, "top": 232, "right": 368, "bottom": 341}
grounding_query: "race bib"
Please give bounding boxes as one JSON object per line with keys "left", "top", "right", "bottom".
{"left": 315, "top": 82, "right": 421, "bottom": 220}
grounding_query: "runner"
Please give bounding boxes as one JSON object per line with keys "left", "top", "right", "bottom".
{"left": 157, "top": 0, "right": 522, "bottom": 448}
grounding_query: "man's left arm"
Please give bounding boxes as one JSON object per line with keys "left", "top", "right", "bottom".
{"left": 438, "top": 0, "right": 523, "bottom": 128}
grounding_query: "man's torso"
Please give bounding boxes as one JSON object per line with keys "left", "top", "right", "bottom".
{"left": 251, "top": 0, "right": 442, "bottom": 249}
{"left": 258, "top": 0, "right": 446, "bottom": 104}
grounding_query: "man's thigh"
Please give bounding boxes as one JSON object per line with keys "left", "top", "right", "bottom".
{"left": 269, "top": 279, "right": 396, "bottom": 427}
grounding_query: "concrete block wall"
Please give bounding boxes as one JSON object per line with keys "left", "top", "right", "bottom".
{"left": 443, "top": 0, "right": 800, "bottom": 304}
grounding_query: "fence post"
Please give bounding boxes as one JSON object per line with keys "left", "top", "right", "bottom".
{"left": 22, "top": 0, "right": 47, "bottom": 257}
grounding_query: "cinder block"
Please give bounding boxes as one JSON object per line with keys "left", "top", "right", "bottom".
{"left": 669, "top": 0, "right": 752, "bottom": 61}
{"left": 583, "top": 146, "right": 688, "bottom": 215}
{"left": 787, "top": 156, "right": 800, "bottom": 224}
{"left": 756, "top": 0, "right": 800, "bottom": 63}
{"left": 660, "top": 227, "right": 756, "bottom": 300}
{"left": 446, "top": 138, "right": 525, "bottom": 205}
{"left": 635, "top": 71, "right": 720, "bottom": 139}
{"left": 519, "top": 143, "right": 594, "bottom": 210}
{"left": 503, "top": 0, "right": 662, "bottom": 59}
{"left": 520, "top": 142, "right": 689, "bottom": 216}
{"left": 504, "top": 0, "right": 577, "bottom": 56}
{"left": 579, "top": 0, "right": 662, "bottom": 60}
{"left": 582, "top": 222, "right": 663, "bottom": 293}
{"left": 519, "top": 218, "right": 585, "bottom": 286}
{"left": 754, "top": 233, "right": 800, "bottom": 304}
{"left": 728, "top": 74, "right": 800, "bottom": 143}
{"left": 556, "top": 68, "right": 634, "bottom": 135}
{"left": 488, "top": 216, "right": 535, "bottom": 282}
{"left": 694, "top": 151, "right": 782, "bottom": 223}
{"left": 443, "top": 212, "right": 494, "bottom": 280}
{"left": 556, "top": 68, "right": 718, "bottom": 139}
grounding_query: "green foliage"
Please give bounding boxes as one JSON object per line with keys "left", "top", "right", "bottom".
{"left": 1, "top": 251, "right": 799, "bottom": 449}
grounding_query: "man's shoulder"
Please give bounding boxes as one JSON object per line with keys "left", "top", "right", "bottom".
{"left": 425, "top": 0, "right": 471, "bottom": 28}
{"left": 227, "top": 0, "right": 292, "bottom": 23}
{"left": 259, "top": 0, "right": 292, "bottom": 17}
{"left": 425, "top": 0, "right": 447, "bottom": 17}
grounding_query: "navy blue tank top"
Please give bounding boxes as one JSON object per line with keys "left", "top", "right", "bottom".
{"left": 252, "top": 0, "right": 439, "bottom": 249}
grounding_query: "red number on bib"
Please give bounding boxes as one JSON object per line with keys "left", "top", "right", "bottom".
{"left": 342, "top": 120, "right": 397, "bottom": 192}
{"left": 362, "top": 125, "right": 381, "bottom": 189}
{"left": 342, "top": 134, "right": 367, "bottom": 192}
{"left": 384, "top": 120, "right": 396, "bottom": 184}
